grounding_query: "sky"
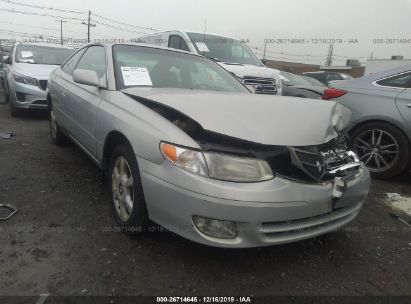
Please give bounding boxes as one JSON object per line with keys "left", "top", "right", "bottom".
{"left": 0, "top": 0, "right": 410, "bottom": 65}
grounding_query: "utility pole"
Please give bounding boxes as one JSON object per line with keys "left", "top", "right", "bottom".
{"left": 325, "top": 44, "right": 334, "bottom": 66}
{"left": 263, "top": 41, "right": 267, "bottom": 60}
{"left": 81, "top": 10, "right": 96, "bottom": 43}
{"left": 87, "top": 10, "right": 91, "bottom": 43}
{"left": 55, "top": 19, "right": 67, "bottom": 45}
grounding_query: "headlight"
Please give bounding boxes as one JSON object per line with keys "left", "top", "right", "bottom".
{"left": 13, "top": 72, "right": 39, "bottom": 87}
{"left": 275, "top": 78, "right": 282, "bottom": 91}
{"left": 160, "top": 143, "right": 208, "bottom": 177}
{"left": 204, "top": 152, "right": 274, "bottom": 182}
{"left": 160, "top": 142, "right": 274, "bottom": 182}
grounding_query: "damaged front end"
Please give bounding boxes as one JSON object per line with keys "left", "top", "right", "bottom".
{"left": 127, "top": 93, "right": 362, "bottom": 193}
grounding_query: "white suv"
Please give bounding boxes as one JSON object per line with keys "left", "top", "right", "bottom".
{"left": 138, "top": 31, "right": 282, "bottom": 95}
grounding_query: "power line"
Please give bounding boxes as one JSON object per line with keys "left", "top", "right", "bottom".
{"left": 0, "top": 7, "right": 86, "bottom": 22}
{"left": 0, "top": 28, "right": 80, "bottom": 40}
{"left": 91, "top": 12, "right": 158, "bottom": 32}
{"left": 0, "top": 21, "right": 94, "bottom": 35}
{"left": 92, "top": 19, "right": 147, "bottom": 35}
{"left": 0, "top": 0, "right": 86, "bottom": 14}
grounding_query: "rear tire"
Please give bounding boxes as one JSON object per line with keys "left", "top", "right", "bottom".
{"left": 109, "top": 143, "right": 149, "bottom": 234}
{"left": 349, "top": 122, "right": 410, "bottom": 179}
{"left": 49, "top": 102, "right": 69, "bottom": 146}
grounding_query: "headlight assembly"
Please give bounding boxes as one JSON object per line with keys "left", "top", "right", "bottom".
{"left": 160, "top": 142, "right": 274, "bottom": 182}
{"left": 13, "top": 72, "right": 39, "bottom": 87}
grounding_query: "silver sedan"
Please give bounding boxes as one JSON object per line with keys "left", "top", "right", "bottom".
{"left": 329, "top": 65, "right": 411, "bottom": 179}
{"left": 47, "top": 43, "right": 370, "bottom": 248}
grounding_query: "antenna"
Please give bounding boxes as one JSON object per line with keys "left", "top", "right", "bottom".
{"left": 202, "top": 18, "right": 207, "bottom": 55}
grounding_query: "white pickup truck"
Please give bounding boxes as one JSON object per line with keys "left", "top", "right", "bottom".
{"left": 138, "top": 30, "right": 282, "bottom": 95}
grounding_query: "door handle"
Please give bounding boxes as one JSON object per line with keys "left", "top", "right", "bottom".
{"left": 407, "top": 104, "right": 411, "bottom": 108}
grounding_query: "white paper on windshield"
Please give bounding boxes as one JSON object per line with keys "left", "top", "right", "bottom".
{"left": 121, "top": 67, "right": 152, "bottom": 86}
{"left": 195, "top": 42, "right": 210, "bottom": 53}
{"left": 21, "top": 51, "right": 34, "bottom": 58}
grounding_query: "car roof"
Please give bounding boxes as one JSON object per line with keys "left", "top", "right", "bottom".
{"left": 89, "top": 42, "right": 207, "bottom": 58}
{"left": 365, "top": 64, "right": 411, "bottom": 79}
{"left": 140, "top": 30, "right": 243, "bottom": 41}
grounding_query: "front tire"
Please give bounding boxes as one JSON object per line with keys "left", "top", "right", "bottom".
{"left": 349, "top": 122, "right": 410, "bottom": 179}
{"left": 10, "top": 97, "right": 20, "bottom": 117}
{"left": 109, "top": 143, "right": 148, "bottom": 233}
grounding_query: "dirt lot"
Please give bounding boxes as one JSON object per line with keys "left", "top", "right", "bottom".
{"left": 0, "top": 88, "right": 410, "bottom": 298}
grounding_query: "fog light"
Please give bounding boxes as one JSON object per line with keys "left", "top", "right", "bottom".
{"left": 16, "top": 92, "right": 26, "bottom": 102}
{"left": 192, "top": 216, "right": 238, "bottom": 239}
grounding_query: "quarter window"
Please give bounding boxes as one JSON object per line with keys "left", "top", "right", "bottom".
{"left": 168, "top": 35, "right": 190, "bottom": 52}
{"left": 376, "top": 72, "right": 411, "bottom": 88}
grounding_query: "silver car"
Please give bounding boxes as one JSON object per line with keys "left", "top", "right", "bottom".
{"left": 48, "top": 43, "right": 370, "bottom": 248}
{"left": 2, "top": 43, "right": 74, "bottom": 116}
{"left": 328, "top": 65, "right": 411, "bottom": 179}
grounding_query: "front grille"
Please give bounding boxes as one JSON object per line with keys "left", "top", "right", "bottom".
{"left": 38, "top": 80, "right": 47, "bottom": 91}
{"left": 242, "top": 76, "right": 277, "bottom": 95}
{"left": 260, "top": 202, "right": 362, "bottom": 240}
{"left": 289, "top": 146, "right": 361, "bottom": 182}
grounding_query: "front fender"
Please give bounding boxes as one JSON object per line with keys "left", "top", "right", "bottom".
{"left": 96, "top": 91, "right": 200, "bottom": 164}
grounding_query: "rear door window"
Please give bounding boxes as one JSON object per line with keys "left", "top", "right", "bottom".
{"left": 376, "top": 72, "right": 411, "bottom": 88}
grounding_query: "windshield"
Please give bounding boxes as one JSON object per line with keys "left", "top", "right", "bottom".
{"left": 186, "top": 33, "right": 262, "bottom": 67}
{"left": 113, "top": 45, "right": 250, "bottom": 93}
{"left": 16, "top": 45, "right": 74, "bottom": 65}
{"left": 280, "top": 71, "right": 314, "bottom": 87}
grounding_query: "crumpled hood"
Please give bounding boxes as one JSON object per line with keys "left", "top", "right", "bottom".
{"left": 14, "top": 62, "right": 59, "bottom": 79}
{"left": 217, "top": 62, "right": 280, "bottom": 79}
{"left": 122, "top": 88, "right": 351, "bottom": 146}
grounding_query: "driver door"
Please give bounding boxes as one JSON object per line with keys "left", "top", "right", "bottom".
{"left": 66, "top": 46, "right": 107, "bottom": 157}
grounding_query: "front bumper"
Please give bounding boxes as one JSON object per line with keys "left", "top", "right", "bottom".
{"left": 9, "top": 80, "right": 47, "bottom": 109}
{"left": 138, "top": 157, "right": 370, "bottom": 248}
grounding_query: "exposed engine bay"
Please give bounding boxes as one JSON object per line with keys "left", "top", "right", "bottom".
{"left": 133, "top": 96, "right": 363, "bottom": 185}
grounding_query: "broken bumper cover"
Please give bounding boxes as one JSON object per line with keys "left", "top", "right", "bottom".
{"left": 139, "top": 157, "right": 370, "bottom": 248}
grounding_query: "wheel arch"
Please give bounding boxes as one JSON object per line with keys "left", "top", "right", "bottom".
{"left": 347, "top": 118, "right": 411, "bottom": 147}
{"left": 102, "top": 131, "right": 133, "bottom": 173}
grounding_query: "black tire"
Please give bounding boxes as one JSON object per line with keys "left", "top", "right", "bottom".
{"left": 10, "top": 98, "right": 20, "bottom": 117}
{"left": 49, "top": 102, "right": 69, "bottom": 146}
{"left": 4, "top": 83, "right": 10, "bottom": 104}
{"left": 109, "top": 142, "right": 149, "bottom": 234}
{"left": 349, "top": 122, "right": 410, "bottom": 179}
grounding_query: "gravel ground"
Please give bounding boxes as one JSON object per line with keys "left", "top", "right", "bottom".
{"left": 0, "top": 90, "right": 410, "bottom": 298}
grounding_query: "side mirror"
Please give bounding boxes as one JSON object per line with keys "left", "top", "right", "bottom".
{"left": 2, "top": 55, "right": 11, "bottom": 65}
{"left": 73, "top": 69, "right": 100, "bottom": 87}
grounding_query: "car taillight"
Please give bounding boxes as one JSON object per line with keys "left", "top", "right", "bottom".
{"left": 322, "top": 88, "right": 347, "bottom": 100}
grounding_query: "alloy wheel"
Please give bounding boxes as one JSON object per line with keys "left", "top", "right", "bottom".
{"left": 112, "top": 156, "right": 134, "bottom": 222}
{"left": 353, "top": 129, "right": 399, "bottom": 172}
